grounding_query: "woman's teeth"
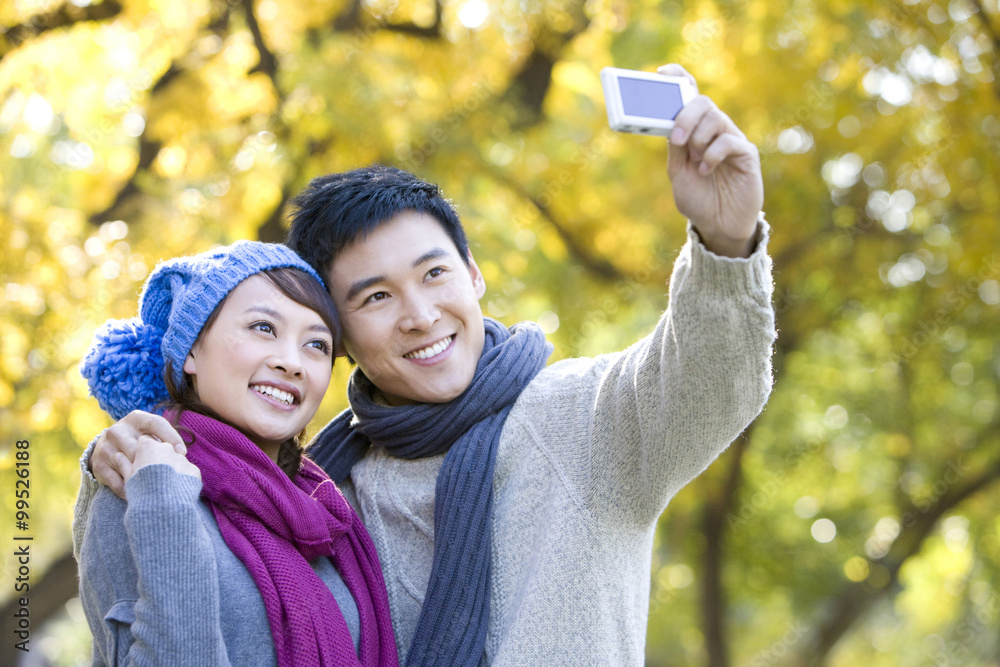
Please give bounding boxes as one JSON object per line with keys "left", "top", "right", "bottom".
{"left": 405, "top": 336, "right": 453, "bottom": 360}
{"left": 251, "top": 385, "right": 295, "bottom": 405}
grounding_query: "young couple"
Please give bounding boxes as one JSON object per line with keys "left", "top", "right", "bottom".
{"left": 73, "top": 66, "right": 776, "bottom": 666}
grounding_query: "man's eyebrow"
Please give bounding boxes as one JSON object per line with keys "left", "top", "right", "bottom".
{"left": 345, "top": 275, "right": 387, "bottom": 302}
{"left": 345, "top": 248, "right": 454, "bottom": 302}
{"left": 413, "top": 248, "right": 450, "bottom": 267}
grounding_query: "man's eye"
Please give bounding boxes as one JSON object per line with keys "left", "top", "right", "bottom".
{"left": 364, "top": 291, "right": 388, "bottom": 304}
{"left": 427, "top": 267, "right": 445, "bottom": 279}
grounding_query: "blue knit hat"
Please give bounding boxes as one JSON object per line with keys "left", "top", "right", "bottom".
{"left": 80, "top": 241, "right": 326, "bottom": 420}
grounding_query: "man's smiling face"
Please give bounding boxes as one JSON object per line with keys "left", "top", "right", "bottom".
{"left": 326, "top": 210, "right": 487, "bottom": 405}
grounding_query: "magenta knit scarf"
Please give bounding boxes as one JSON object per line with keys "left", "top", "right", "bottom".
{"left": 174, "top": 410, "right": 398, "bottom": 667}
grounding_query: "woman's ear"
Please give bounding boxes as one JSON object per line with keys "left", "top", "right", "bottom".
{"left": 183, "top": 352, "right": 197, "bottom": 376}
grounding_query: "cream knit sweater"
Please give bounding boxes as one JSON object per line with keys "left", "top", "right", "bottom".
{"left": 338, "top": 223, "right": 776, "bottom": 665}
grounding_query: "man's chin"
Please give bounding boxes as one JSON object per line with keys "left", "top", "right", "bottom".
{"left": 383, "top": 380, "right": 474, "bottom": 406}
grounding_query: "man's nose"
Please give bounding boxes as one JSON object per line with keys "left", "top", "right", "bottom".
{"left": 399, "top": 292, "right": 441, "bottom": 332}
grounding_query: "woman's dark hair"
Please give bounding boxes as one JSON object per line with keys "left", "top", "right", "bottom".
{"left": 286, "top": 164, "right": 471, "bottom": 279}
{"left": 161, "top": 266, "right": 339, "bottom": 479}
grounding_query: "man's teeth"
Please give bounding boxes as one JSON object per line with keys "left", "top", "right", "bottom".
{"left": 405, "top": 337, "right": 452, "bottom": 360}
{"left": 251, "top": 385, "right": 295, "bottom": 405}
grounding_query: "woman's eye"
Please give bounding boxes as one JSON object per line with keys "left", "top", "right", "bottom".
{"left": 427, "top": 267, "right": 445, "bottom": 279}
{"left": 364, "top": 291, "right": 388, "bottom": 304}
{"left": 308, "top": 339, "right": 331, "bottom": 354}
{"left": 252, "top": 321, "right": 275, "bottom": 335}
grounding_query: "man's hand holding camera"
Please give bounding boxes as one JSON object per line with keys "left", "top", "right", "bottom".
{"left": 664, "top": 65, "right": 762, "bottom": 259}
{"left": 604, "top": 63, "right": 763, "bottom": 258}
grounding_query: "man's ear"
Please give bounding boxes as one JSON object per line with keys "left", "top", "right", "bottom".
{"left": 466, "top": 251, "right": 486, "bottom": 300}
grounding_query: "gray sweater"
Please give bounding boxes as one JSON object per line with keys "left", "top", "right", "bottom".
{"left": 77, "top": 464, "right": 360, "bottom": 665}
{"left": 75, "top": 223, "right": 775, "bottom": 665}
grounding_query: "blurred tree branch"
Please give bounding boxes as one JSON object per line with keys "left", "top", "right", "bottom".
{"left": 0, "top": 0, "right": 122, "bottom": 62}
{"left": 242, "top": 0, "right": 278, "bottom": 82}
{"left": 485, "top": 165, "right": 627, "bottom": 282}
{"left": 382, "top": 0, "right": 442, "bottom": 39}
{"left": 87, "top": 133, "right": 163, "bottom": 225}
{"left": 500, "top": 2, "right": 591, "bottom": 126}
{"left": 700, "top": 429, "right": 754, "bottom": 667}
{"left": 332, "top": 0, "right": 364, "bottom": 32}
{"left": 331, "top": 0, "right": 442, "bottom": 38}
{"left": 968, "top": 0, "right": 1000, "bottom": 97}
{"left": 257, "top": 137, "right": 335, "bottom": 242}
{"left": 795, "top": 457, "right": 1000, "bottom": 667}
{"left": 0, "top": 552, "right": 79, "bottom": 666}
{"left": 88, "top": 3, "right": 239, "bottom": 226}
{"left": 89, "top": 0, "right": 292, "bottom": 229}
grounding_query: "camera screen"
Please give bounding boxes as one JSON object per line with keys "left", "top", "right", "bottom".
{"left": 619, "top": 77, "right": 684, "bottom": 120}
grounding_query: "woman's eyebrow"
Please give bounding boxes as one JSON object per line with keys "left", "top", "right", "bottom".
{"left": 244, "top": 306, "right": 284, "bottom": 321}
{"left": 246, "top": 306, "right": 331, "bottom": 332}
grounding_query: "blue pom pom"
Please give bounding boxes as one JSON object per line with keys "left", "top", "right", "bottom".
{"left": 80, "top": 319, "right": 168, "bottom": 421}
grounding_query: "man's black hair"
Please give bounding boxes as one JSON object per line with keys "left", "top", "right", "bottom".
{"left": 286, "top": 165, "right": 471, "bottom": 279}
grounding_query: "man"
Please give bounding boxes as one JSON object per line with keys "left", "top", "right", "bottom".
{"left": 74, "top": 65, "right": 776, "bottom": 665}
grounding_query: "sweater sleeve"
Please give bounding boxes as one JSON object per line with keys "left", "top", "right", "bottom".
{"left": 587, "top": 219, "right": 775, "bottom": 524}
{"left": 72, "top": 433, "right": 102, "bottom": 562}
{"left": 78, "top": 464, "right": 232, "bottom": 666}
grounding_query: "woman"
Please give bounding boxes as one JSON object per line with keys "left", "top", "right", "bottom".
{"left": 77, "top": 241, "right": 397, "bottom": 666}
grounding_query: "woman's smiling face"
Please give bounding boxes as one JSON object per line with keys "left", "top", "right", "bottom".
{"left": 182, "top": 274, "right": 334, "bottom": 458}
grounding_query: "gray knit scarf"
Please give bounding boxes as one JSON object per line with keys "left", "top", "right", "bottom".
{"left": 308, "top": 317, "right": 551, "bottom": 666}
